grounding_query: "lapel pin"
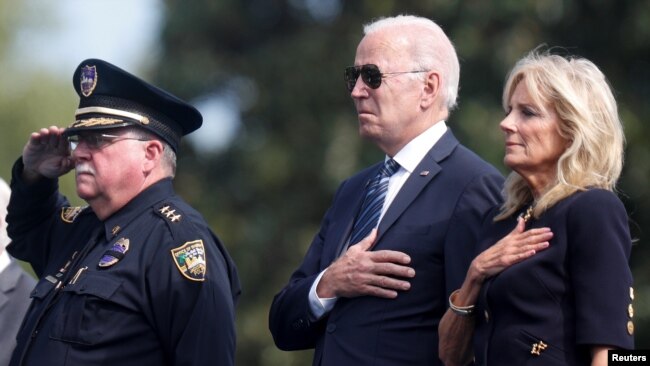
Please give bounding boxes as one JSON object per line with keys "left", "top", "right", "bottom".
{"left": 420, "top": 170, "right": 430, "bottom": 176}
{"left": 531, "top": 341, "right": 547, "bottom": 356}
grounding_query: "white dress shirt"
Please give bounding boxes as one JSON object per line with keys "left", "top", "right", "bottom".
{"left": 308, "top": 121, "right": 448, "bottom": 319}
{"left": 0, "top": 250, "right": 11, "bottom": 274}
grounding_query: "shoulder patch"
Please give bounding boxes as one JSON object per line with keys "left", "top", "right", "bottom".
{"left": 61, "top": 206, "right": 87, "bottom": 223}
{"left": 171, "top": 240, "right": 206, "bottom": 281}
{"left": 156, "top": 203, "right": 182, "bottom": 223}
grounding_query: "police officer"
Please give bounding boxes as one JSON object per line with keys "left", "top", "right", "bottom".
{"left": 6, "top": 59, "right": 240, "bottom": 366}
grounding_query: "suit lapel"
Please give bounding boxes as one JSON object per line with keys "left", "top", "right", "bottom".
{"left": 377, "top": 130, "right": 459, "bottom": 241}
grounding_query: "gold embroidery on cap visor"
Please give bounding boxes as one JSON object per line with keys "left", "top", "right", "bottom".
{"left": 72, "top": 106, "right": 150, "bottom": 128}
{"left": 70, "top": 117, "right": 125, "bottom": 128}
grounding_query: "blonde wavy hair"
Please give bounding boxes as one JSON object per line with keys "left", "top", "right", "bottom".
{"left": 495, "top": 51, "right": 624, "bottom": 221}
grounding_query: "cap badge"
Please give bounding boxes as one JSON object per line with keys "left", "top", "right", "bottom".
{"left": 171, "top": 240, "right": 207, "bottom": 281}
{"left": 98, "top": 237, "right": 130, "bottom": 268}
{"left": 80, "top": 65, "right": 98, "bottom": 97}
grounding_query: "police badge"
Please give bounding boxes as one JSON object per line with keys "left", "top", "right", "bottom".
{"left": 171, "top": 240, "right": 207, "bottom": 281}
{"left": 80, "top": 65, "right": 98, "bottom": 97}
{"left": 98, "top": 237, "right": 130, "bottom": 268}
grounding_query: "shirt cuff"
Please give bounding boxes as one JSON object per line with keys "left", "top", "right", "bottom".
{"left": 308, "top": 269, "right": 338, "bottom": 320}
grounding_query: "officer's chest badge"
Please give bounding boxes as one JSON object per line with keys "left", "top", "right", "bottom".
{"left": 80, "top": 65, "right": 98, "bottom": 97}
{"left": 98, "top": 237, "right": 130, "bottom": 268}
{"left": 171, "top": 240, "right": 207, "bottom": 281}
{"left": 61, "top": 206, "right": 85, "bottom": 223}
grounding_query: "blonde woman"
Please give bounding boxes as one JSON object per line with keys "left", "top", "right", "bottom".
{"left": 439, "top": 51, "right": 634, "bottom": 366}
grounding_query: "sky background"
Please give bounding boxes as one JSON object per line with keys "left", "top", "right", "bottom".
{"left": 8, "top": 0, "right": 238, "bottom": 153}
{"left": 11, "top": 0, "right": 162, "bottom": 74}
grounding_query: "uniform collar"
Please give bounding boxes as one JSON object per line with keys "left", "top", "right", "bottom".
{"left": 102, "top": 178, "right": 175, "bottom": 240}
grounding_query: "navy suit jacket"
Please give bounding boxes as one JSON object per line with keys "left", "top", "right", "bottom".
{"left": 269, "top": 131, "right": 504, "bottom": 366}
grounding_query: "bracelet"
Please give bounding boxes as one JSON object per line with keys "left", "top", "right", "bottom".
{"left": 449, "top": 289, "right": 475, "bottom": 317}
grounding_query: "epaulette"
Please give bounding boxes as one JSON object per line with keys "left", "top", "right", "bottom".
{"left": 154, "top": 202, "right": 207, "bottom": 282}
{"left": 60, "top": 206, "right": 90, "bottom": 223}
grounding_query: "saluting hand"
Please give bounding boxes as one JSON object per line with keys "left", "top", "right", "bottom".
{"left": 469, "top": 218, "right": 553, "bottom": 282}
{"left": 317, "top": 229, "right": 415, "bottom": 299}
{"left": 22, "top": 126, "right": 74, "bottom": 183}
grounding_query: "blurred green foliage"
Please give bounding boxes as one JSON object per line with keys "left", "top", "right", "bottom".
{"left": 1, "top": 0, "right": 649, "bottom": 365}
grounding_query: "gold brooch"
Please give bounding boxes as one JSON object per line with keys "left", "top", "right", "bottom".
{"left": 531, "top": 341, "right": 547, "bottom": 356}
{"left": 520, "top": 205, "right": 534, "bottom": 222}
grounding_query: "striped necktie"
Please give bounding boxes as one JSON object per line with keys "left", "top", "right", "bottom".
{"left": 348, "top": 158, "right": 400, "bottom": 245}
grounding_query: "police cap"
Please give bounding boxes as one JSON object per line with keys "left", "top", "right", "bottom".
{"left": 65, "top": 58, "right": 202, "bottom": 152}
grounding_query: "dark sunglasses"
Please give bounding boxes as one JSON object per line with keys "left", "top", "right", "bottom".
{"left": 344, "top": 64, "right": 428, "bottom": 92}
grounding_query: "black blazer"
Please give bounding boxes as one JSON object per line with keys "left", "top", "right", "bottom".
{"left": 473, "top": 189, "right": 634, "bottom": 365}
{"left": 269, "top": 131, "right": 504, "bottom": 366}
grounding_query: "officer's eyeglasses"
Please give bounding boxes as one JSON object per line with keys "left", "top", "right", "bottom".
{"left": 68, "top": 133, "right": 150, "bottom": 152}
{"left": 344, "top": 64, "right": 429, "bottom": 92}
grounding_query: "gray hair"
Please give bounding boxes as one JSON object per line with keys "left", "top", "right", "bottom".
{"left": 363, "top": 15, "right": 460, "bottom": 111}
{"left": 128, "top": 127, "right": 177, "bottom": 178}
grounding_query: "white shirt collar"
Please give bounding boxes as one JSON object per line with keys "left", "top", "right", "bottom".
{"left": 0, "top": 249, "right": 11, "bottom": 274}
{"left": 391, "top": 121, "right": 447, "bottom": 173}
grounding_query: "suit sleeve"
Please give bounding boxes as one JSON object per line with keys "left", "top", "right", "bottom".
{"left": 443, "top": 171, "right": 503, "bottom": 297}
{"left": 267, "top": 183, "right": 351, "bottom": 351}
{"left": 567, "top": 189, "right": 634, "bottom": 349}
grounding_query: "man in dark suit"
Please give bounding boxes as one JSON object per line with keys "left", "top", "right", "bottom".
{"left": 269, "top": 15, "right": 504, "bottom": 366}
{"left": 0, "top": 179, "right": 36, "bottom": 366}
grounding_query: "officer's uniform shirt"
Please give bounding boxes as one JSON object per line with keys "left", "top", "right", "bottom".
{"left": 473, "top": 189, "right": 634, "bottom": 365}
{"left": 6, "top": 159, "right": 240, "bottom": 366}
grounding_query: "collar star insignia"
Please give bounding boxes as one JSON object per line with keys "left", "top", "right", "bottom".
{"left": 111, "top": 225, "right": 121, "bottom": 236}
